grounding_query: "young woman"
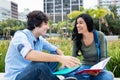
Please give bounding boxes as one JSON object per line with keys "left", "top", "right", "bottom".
{"left": 71, "top": 13, "right": 114, "bottom": 80}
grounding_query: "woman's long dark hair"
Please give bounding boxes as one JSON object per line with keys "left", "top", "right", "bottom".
{"left": 72, "top": 13, "right": 94, "bottom": 56}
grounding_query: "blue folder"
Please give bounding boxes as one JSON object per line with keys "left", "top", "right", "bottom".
{"left": 53, "top": 66, "right": 80, "bottom": 75}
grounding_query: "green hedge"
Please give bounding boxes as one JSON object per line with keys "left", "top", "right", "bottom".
{"left": 0, "top": 40, "right": 9, "bottom": 72}
{"left": 106, "top": 41, "right": 120, "bottom": 77}
{"left": 0, "top": 39, "right": 120, "bottom": 77}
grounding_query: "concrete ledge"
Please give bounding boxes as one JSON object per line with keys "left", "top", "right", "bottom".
{"left": 0, "top": 73, "right": 120, "bottom": 80}
{"left": 114, "top": 78, "right": 120, "bottom": 80}
{"left": 0, "top": 73, "right": 4, "bottom": 80}
{"left": 105, "top": 35, "right": 119, "bottom": 41}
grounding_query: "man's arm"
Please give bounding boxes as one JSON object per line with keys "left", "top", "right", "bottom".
{"left": 25, "top": 50, "right": 62, "bottom": 62}
{"left": 56, "top": 49, "right": 64, "bottom": 56}
{"left": 25, "top": 50, "right": 80, "bottom": 68}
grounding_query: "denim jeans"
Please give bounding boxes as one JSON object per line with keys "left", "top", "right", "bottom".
{"left": 65, "top": 65, "right": 114, "bottom": 80}
{"left": 15, "top": 62, "right": 59, "bottom": 80}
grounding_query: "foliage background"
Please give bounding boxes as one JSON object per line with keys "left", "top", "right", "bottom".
{"left": 0, "top": 39, "right": 120, "bottom": 77}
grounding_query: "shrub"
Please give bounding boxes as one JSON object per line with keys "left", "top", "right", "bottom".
{"left": 0, "top": 40, "right": 9, "bottom": 72}
{"left": 106, "top": 40, "right": 120, "bottom": 77}
{"left": 0, "top": 39, "right": 120, "bottom": 77}
{"left": 48, "top": 38, "right": 72, "bottom": 56}
{"left": 118, "top": 35, "right": 120, "bottom": 39}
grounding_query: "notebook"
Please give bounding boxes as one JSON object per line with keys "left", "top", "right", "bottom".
{"left": 53, "top": 66, "right": 79, "bottom": 75}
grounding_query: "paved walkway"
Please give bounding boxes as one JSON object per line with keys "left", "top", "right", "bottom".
{"left": 0, "top": 73, "right": 120, "bottom": 80}
{"left": 0, "top": 73, "right": 4, "bottom": 80}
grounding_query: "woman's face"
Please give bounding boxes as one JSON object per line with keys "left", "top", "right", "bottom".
{"left": 76, "top": 17, "right": 88, "bottom": 34}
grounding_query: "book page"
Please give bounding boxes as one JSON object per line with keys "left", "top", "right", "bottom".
{"left": 90, "top": 57, "right": 111, "bottom": 69}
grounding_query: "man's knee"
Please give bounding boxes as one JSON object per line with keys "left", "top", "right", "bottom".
{"left": 32, "top": 62, "right": 47, "bottom": 68}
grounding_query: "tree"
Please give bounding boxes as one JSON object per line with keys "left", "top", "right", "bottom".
{"left": 67, "top": 7, "right": 114, "bottom": 34}
{"left": 68, "top": 10, "right": 83, "bottom": 21}
{"left": 94, "top": 7, "right": 114, "bottom": 32}
{"left": 109, "top": 5, "right": 119, "bottom": 19}
{"left": 0, "top": 19, "right": 26, "bottom": 39}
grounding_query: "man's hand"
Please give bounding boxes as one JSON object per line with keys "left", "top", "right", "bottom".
{"left": 59, "top": 56, "right": 80, "bottom": 68}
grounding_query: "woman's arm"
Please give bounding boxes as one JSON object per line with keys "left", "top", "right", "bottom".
{"left": 99, "top": 31, "right": 107, "bottom": 61}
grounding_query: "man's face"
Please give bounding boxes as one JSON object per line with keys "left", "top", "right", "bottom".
{"left": 35, "top": 21, "right": 49, "bottom": 36}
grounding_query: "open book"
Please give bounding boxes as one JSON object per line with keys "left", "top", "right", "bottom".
{"left": 53, "top": 57, "right": 111, "bottom": 75}
{"left": 75, "top": 57, "right": 111, "bottom": 74}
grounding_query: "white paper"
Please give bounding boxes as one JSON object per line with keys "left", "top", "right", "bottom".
{"left": 90, "top": 57, "right": 111, "bottom": 69}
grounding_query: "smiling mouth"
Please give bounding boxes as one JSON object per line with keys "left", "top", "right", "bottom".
{"left": 77, "top": 28, "right": 82, "bottom": 31}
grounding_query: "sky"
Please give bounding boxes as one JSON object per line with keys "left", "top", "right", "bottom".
{"left": 8, "top": 0, "right": 44, "bottom": 12}
{"left": 8, "top": 0, "right": 97, "bottom": 12}
{"left": 84, "top": 0, "right": 98, "bottom": 9}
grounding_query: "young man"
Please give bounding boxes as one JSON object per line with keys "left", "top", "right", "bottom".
{"left": 4, "top": 10, "right": 80, "bottom": 80}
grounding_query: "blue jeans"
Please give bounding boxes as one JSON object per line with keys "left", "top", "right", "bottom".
{"left": 15, "top": 62, "right": 59, "bottom": 80}
{"left": 65, "top": 65, "right": 114, "bottom": 80}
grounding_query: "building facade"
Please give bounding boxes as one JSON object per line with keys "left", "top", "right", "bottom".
{"left": 98, "top": 0, "right": 120, "bottom": 15}
{"left": 0, "top": 0, "right": 10, "bottom": 21}
{"left": 0, "top": 0, "right": 18, "bottom": 21}
{"left": 11, "top": 1, "right": 18, "bottom": 19}
{"left": 0, "top": 7, "right": 11, "bottom": 21}
{"left": 44, "top": 0, "right": 83, "bottom": 23}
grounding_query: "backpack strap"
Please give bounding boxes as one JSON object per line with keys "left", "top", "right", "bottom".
{"left": 93, "top": 30, "right": 101, "bottom": 62}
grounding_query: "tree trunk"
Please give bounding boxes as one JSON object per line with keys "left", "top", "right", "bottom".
{"left": 99, "top": 19, "right": 101, "bottom": 31}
